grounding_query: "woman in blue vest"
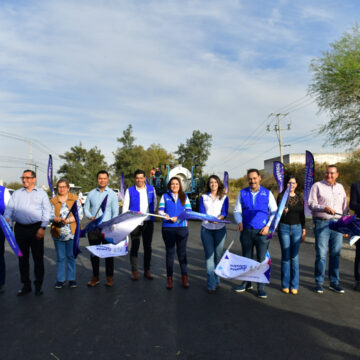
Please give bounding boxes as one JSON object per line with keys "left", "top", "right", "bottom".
{"left": 199, "top": 175, "right": 229, "bottom": 293}
{"left": 277, "top": 175, "right": 306, "bottom": 295}
{"left": 158, "top": 177, "right": 192, "bottom": 289}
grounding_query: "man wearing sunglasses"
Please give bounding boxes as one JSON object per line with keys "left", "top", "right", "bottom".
{"left": 4, "top": 170, "right": 51, "bottom": 296}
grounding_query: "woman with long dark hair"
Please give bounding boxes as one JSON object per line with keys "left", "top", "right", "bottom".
{"left": 277, "top": 175, "right": 306, "bottom": 295}
{"left": 199, "top": 175, "right": 229, "bottom": 293}
{"left": 158, "top": 177, "right": 192, "bottom": 289}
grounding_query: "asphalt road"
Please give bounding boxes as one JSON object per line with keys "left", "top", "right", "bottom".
{"left": 0, "top": 219, "right": 359, "bottom": 360}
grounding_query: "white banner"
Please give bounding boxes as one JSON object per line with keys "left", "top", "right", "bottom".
{"left": 215, "top": 250, "right": 271, "bottom": 284}
{"left": 100, "top": 211, "right": 148, "bottom": 244}
{"left": 86, "top": 239, "right": 129, "bottom": 258}
{"left": 350, "top": 236, "right": 360, "bottom": 246}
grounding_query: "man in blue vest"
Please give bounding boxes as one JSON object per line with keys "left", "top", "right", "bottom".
{"left": 0, "top": 185, "right": 11, "bottom": 294}
{"left": 122, "top": 169, "right": 157, "bottom": 280}
{"left": 234, "top": 169, "right": 277, "bottom": 299}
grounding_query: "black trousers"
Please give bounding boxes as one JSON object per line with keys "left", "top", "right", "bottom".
{"left": 162, "top": 227, "right": 188, "bottom": 277}
{"left": 88, "top": 228, "right": 114, "bottom": 277}
{"left": 14, "top": 222, "right": 44, "bottom": 289}
{"left": 355, "top": 241, "right": 360, "bottom": 281}
{"left": 0, "top": 230, "right": 5, "bottom": 286}
{"left": 130, "top": 221, "right": 154, "bottom": 271}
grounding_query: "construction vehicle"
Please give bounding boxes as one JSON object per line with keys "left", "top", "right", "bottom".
{"left": 150, "top": 164, "right": 204, "bottom": 210}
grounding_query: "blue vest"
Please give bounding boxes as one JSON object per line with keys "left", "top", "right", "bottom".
{"left": 240, "top": 186, "right": 270, "bottom": 229}
{"left": 162, "top": 192, "right": 188, "bottom": 228}
{"left": 129, "top": 184, "right": 155, "bottom": 221}
{"left": 0, "top": 186, "right": 6, "bottom": 215}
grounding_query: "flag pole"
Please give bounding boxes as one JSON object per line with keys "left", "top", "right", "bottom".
{"left": 226, "top": 229, "right": 240, "bottom": 251}
{"left": 141, "top": 212, "right": 168, "bottom": 219}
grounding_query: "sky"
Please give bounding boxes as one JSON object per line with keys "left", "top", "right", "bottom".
{"left": 0, "top": 0, "right": 359, "bottom": 186}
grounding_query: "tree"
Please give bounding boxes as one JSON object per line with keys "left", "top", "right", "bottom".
{"left": 113, "top": 125, "right": 174, "bottom": 186}
{"left": 4, "top": 181, "right": 23, "bottom": 190}
{"left": 175, "top": 130, "right": 212, "bottom": 174}
{"left": 309, "top": 24, "right": 360, "bottom": 147}
{"left": 58, "top": 143, "right": 109, "bottom": 192}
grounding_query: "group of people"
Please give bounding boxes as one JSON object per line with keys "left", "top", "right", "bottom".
{"left": 0, "top": 165, "right": 359, "bottom": 298}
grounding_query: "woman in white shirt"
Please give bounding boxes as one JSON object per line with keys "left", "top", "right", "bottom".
{"left": 199, "top": 175, "right": 229, "bottom": 293}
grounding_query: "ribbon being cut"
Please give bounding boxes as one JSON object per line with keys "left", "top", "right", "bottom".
{"left": 86, "top": 211, "right": 149, "bottom": 258}
{"left": 329, "top": 215, "right": 360, "bottom": 246}
{"left": 0, "top": 215, "right": 22, "bottom": 257}
{"left": 176, "top": 210, "right": 231, "bottom": 224}
{"left": 80, "top": 195, "right": 108, "bottom": 238}
{"left": 215, "top": 250, "right": 271, "bottom": 283}
{"left": 267, "top": 182, "right": 291, "bottom": 239}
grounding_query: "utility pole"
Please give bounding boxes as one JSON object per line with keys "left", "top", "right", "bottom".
{"left": 267, "top": 113, "right": 290, "bottom": 163}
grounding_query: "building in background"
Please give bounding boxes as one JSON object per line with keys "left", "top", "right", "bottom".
{"left": 264, "top": 153, "right": 350, "bottom": 174}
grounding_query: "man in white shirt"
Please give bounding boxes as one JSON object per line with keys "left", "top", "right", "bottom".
{"left": 122, "top": 169, "right": 157, "bottom": 280}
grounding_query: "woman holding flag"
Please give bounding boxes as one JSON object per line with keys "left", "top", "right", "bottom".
{"left": 199, "top": 175, "right": 229, "bottom": 293}
{"left": 50, "top": 179, "right": 83, "bottom": 289}
{"left": 277, "top": 176, "right": 306, "bottom": 295}
{"left": 158, "top": 177, "right": 192, "bottom": 289}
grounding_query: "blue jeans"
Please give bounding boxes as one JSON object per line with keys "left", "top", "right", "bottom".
{"left": 313, "top": 218, "right": 343, "bottom": 285}
{"left": 53, "top": 237, "right": 76, "bottom": 282}
{"left": 201, "top": 226, "right": 226, "bottom": 290}
{"left": 278, "top": 223, "right": 302, "bottom": 290}
{"left": 240, "top": 228, "right": 270, "bottom": 290}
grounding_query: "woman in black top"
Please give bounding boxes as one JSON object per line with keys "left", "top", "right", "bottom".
{"left": 277, "top": 176, "right": 306, "bottom": 295}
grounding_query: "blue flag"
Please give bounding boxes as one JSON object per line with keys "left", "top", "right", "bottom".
{"left": 0, "top": 215, "right": 22, "bottom": 257}
{"left": 329, "top": 215, "right": 360, "bottom": 236}
{"left": 267, "top": 183, "right": 291, "bottom": 239}
{"left": 304, "top": 150, "right": 314, "bottom": 217}
{"left": 177, "top": 210, "right": 231, "bottom": 224}
{"left": 224, "top": 171, "right": 229, "bottom": 194}
{"left": 80, "top": 195, "right": 108, "bottom": 238}
{"left": 70, "top": 201, "right": 81, "bottom": 258}
{"left": 273, "top": 161, "right": 284, "bottom": 193}
{"left": 47, "top": 154, "right": 55, "bottom": 197}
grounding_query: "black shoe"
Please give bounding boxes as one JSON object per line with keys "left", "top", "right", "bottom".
{"left": 17, "top": 287, "right": 32, "bottom": 296}
{"left": 35, "top": 288, "right": 43, "bottom": 296}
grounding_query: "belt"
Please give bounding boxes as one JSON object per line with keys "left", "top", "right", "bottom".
{"left": 15, "top": 221, "right": 42, "bottom": 227}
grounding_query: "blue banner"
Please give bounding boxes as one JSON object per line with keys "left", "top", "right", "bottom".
{"left": 80, "top": 195, "right": 108, "bottom": 237}
{"left": 273, "top": 161, "right": 284, "bottom": 193}
{"left": 224, "top": 171, "right": 229, "bottom": 194}
{"left": 304, "top": 150, "right": 314, "bottom": 217}
{"left": 71, "top": 201, "right": 81, "bottom": 258}
{"left": 47, "top": 154, "right": 55, "bottom": 197}
{"left": 267, "top": 183, "right": 291, "bottom": 239}
{"left": 0, "top": 215, "right": 22, "bottom": 257}
{"left": 177, "top": 210, "right": 231, "bottom": 224}
{"left": 329, "top": 215, "right": 360, "bottom": 236}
